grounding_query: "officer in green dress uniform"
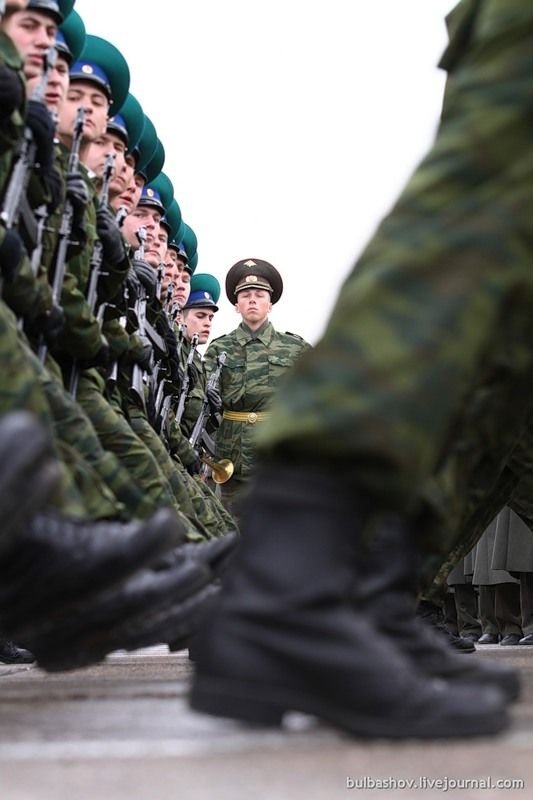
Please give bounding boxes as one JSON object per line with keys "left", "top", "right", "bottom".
{"left": 203, "top": 258, "right": 310, "bottom": 516}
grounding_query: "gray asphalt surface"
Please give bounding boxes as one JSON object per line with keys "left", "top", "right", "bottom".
{"left": 0, "top": 646, "right": 531, "bottom": 800}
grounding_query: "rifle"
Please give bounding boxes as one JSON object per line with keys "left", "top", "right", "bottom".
{"left": 157, "top": 305, "right": 189, "bottom": 445}
{"left": 174, "top": 332, "right": 199, "bottom": 425}
{"left": 37, "top": 106, "right": 85, "bottom": 364}
{"left": 189, "top": 351, "right": 227, "bottom": 452}
{"left": 68, "top": 152, "right": 115, "bottom": 397}
{"left": 0, "top": 46, "right": 57, "bottom": 232}
{"left": 104, "top": 204, "right": 129, "bottom": 390}
{"left": 151, "top": 283, "right": 176, "bottom": 421}
{"left": 129, "top": 226, "right": 150, "bottom": 410}
{"left": 29, "top": 204, "right": 49, "bottom": 277}
{"left": 0, "top": 46, "right": 56, "bottom": 294}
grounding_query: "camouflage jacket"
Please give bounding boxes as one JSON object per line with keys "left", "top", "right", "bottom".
{"left": 204, "top": 320, "right": 310, "bottom": 479}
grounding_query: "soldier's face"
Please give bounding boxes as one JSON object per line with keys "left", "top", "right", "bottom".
{"left": 113, "top": 172, "right": 143, "bottom": 214}
{"left": 3, "top": 9, "right": 57, "bottom": 81}
{"left": 122, "top": 205, "right": 161, "bottom": 252}
{"left": 145, "top": 227, "right": 168, "bottom": 268}
{"left": 183, "top": 308, "right": 215, "bottom": 345}
{"left": 58, "top": 81, "right": 110, "bottom": 146}
{"left": 86, "top": 131, "right": 122, "bottom": 181}
{"left": 25, "top": 52, "right": 69, "bottom": 115}
{"left": 173, "top": 263, "right": 191, "bottom": 307}
{"left": 162, "top": 261, "right": 178, "bottom": 294}
{"left": 235, "top": 288, "right": 272, "bottom": 328}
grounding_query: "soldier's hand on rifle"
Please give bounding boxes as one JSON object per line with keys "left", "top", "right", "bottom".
{"left": 66, "top": 171, "right": 89, "bottom": 215}
{"left": 43, "top": 164, "right": 63, "bottom": 214}
{"left": 132, "top": 258, "right": 157, "bottom": 302}
{"left": 30, "top": 303, "right": 65, "bottom": 345}
{"left": 187, "top": 361, "right": 199, "bottom": 391}
{"left": 135, "top": 334, "right": 154, "bottom": 374}
{"left": 25, "top": 99, "right": 55, "bottom": 174}
{"left": 78, "top": 334, "right": 111, "bottom": 370}
{"left": 185, "top": 451, "right": 202, "bottom": 476}
{"left": 0, "top": 63, "right": 24, "bottom": 114}
{"left": 206, "top": 386, "right": 223, "bottom": 416}
{"left": 0, "top": 228, "right": 24, "bottom": 283}
{"left": 168, "top": 357, "right": 182, "bottom": 386}
{"left": 125, "top": 265, "right": 141, "bottom": 297}
{"left": 96, "top": 206, "right": 127, "bottom": 266}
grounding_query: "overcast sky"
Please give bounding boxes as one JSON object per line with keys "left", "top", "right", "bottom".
{"left": 75, "top": 0, "right": 457, "bottom": 345}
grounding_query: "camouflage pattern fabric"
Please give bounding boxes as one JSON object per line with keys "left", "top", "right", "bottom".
{"left": 39, "top": 355, "right": 153, "bottom": 520}
{"left": 255, "top": 0, "right": 533, "bottom": 530}
{"left": 76, "top": 371, "right": 180, "bottom": 517}
{"left": 0, "top": 31, "right": 24, "bottom": 184}
{"left": 125, "top": 398, "right": 213, "bottom": 541}
{"left": 421, "top": 413, "right": 533, "bottom": 603}
{"left": 0, "top": 302, "right": 86, "bottom": 517}
{"left": 205, "top": 320, "right": 310, "bottom": 482}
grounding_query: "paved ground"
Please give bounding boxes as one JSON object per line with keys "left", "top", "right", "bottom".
{"left": 0, "top": 645, "right": 532, "bottom": 800}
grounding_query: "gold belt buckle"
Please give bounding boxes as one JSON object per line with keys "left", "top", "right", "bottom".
{"left": 247, "top": 412, "right": 258, "bottom": 424}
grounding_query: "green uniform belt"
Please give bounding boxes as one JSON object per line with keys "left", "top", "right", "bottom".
{"left": 223, "top": 410, "right": 270, "bottom": 424}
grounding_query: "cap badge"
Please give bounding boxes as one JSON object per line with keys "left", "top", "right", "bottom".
{"left": 147, "top": 188, "right": 154, "bottom": 197}
{"left": 245, "top": 275, "right": 258, "bottom": 284}
{"left": 243, "top": 260, "right": 257, "bottom": 268}
{"left": 82, "top": 64, "right": 93, "bottom": 75}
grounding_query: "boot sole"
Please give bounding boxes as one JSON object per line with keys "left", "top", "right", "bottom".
{"left": 190, "top": 675, "right": 509, "bottom": 739}
{"left": 33, "top": 584, "right": 219, "bottom": 672}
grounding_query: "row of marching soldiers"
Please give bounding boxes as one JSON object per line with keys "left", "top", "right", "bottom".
{"left": 0, "top": 0, "right": 239, "bottom": 670}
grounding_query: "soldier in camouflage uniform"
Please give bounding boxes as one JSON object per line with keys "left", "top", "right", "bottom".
{"left": 47, "top": 36, "right": 196, "bottom": 526}
{"left": 190, "top": 0, "right": 528, "bottom": 738}
{"left": 0, "top": 3, "right": 233, "bottom": 670}
{"left": 177, "top": 272, "right": 239, "bottom": 534}
{"left": 112, "top": 182, "right": 214, "bottom": 540}
{"left": 0, "top": 1, "right": 145, "bottom": 662}
{"left": 203, "top": 258, "right": 310, "bottom": 516}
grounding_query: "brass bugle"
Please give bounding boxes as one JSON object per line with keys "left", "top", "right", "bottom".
{"left": 200, "top": 455, "right": 234, "bottom": 484}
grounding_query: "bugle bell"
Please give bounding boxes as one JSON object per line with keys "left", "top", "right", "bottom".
{"left": 200, "top": 454, "right": 234, "bottom": 484}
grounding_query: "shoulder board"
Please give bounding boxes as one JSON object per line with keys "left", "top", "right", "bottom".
{"left": 283, "top": 331, "right": 306, "bottom": 342}
{"left": 209, "top": 332, "right": 233, "bottom": 345}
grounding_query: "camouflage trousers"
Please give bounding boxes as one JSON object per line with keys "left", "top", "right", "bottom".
{"left": 75, "top": 371, "right": 181, "bottom": 519}
{"left": 124, "top": 399, "right": 215, "bottom": 541}
{"left": 257, "top": 1, "right": 533, "bottom": 549}
{"left": 0, "top": 301, "right": 86, "bottom": 517}
{"left": 40, "top": 355, "right": 153, "bottom": 520}
{"left": 196, "top": 475, "right": 239, "bottom": 534}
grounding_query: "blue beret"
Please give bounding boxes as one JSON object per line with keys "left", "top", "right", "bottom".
{"left": 184, "top": 273, "right": 220, "bottom": 311}
{"left": 138, "top": 185, "right": 165, "bottom": 215}
{"left": 71, "top": 34, "right": 130, "bottom": 113}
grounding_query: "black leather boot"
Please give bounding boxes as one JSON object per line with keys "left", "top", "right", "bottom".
{"left": 0, "top": 508, "right": 188, "bottom": 627}
{"left": 190, "top": 464, "right": 508, "bottom": 738}
{"left": 417, "top": 600, "right": 476, "bottom": 652}
{"left": 0, "top": 412, "right": 60, "bottom": 554}
{"left": 0, "top": 639, "right": 34, "bottom": 664}
{"left": 23, "top": 562, "right": 220, "bottom": 672}
{"left": 156, "top": 532, "right": 240, "bottom": 579}
{"left": 356, "top": 519, "right": 520, "bottom": 702}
